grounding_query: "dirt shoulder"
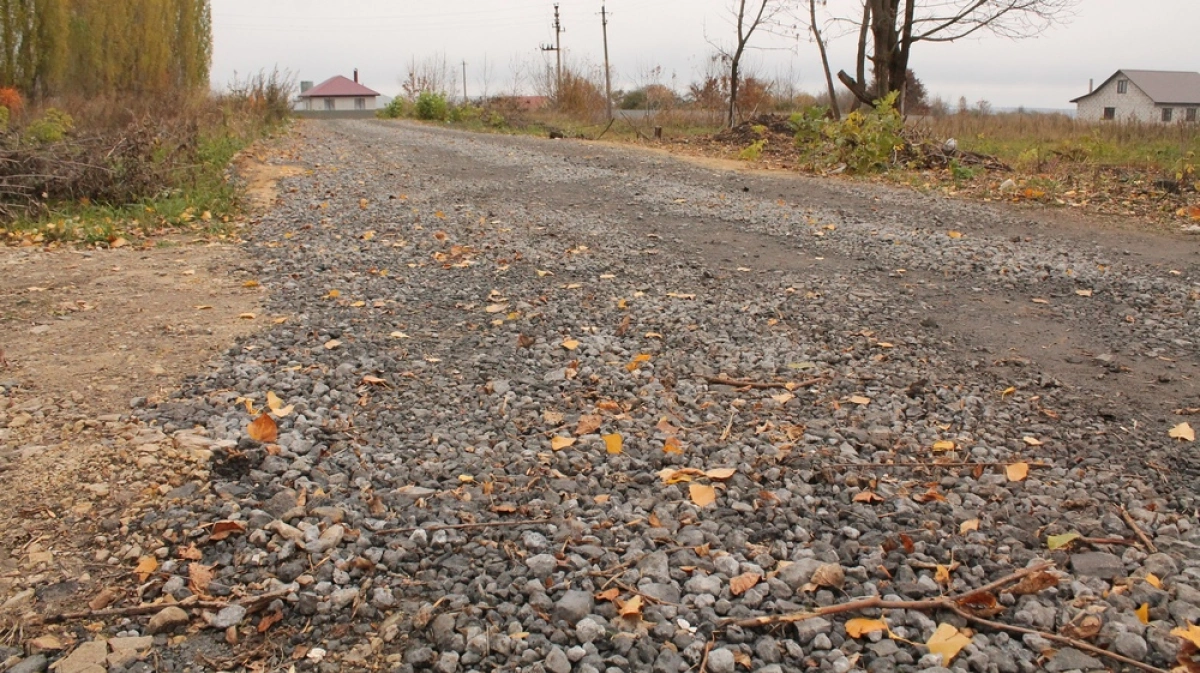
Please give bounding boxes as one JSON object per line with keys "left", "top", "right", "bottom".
{"left": 0, "top": 149, "right": 304, "bottom": 650}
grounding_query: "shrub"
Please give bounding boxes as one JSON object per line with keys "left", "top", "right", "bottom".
{"left": 0, "top": 106, "right": 8, "bottom": 134}
{"left": 378, "top": 97, "right": 407, "bottom": 119}
{"left": 449, "top": 104, "right": 481, "bottom": 123}
{"left": 739, "top": 139, "right": 767, "bottom": 161}
{"left": 415, "top": 92, "right": 449, "bottom": 121}
{"left": 25, "top": 108, "right": 75, "bottom": 144}
{"left": 792, "top": 92, "right": 904, "bottom": 173}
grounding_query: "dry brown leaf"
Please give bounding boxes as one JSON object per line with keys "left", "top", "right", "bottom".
{"left": 551, "top": 436, "right": 576, "bottom": 451}
{"left": 729, "top": 572, "right": 761, "bottom": 596}
{"left": 959, "top": 519, "right": 980, "bottom": 534}
{"left": 595, "top": 588, "right": 620, "bottom": 602}
{"left": 1009, "top": 570, "right": 1060, "bottom": 595}
{"left": 209, "top": 520, "right": 247, "bottom": 541}
{"left": 1022, "top": 436, "right": 1043, "bottom": 446}
{"left": 655, "top": 417, "right": 679, "bottom": 435}
{"left": 854, "top": 491, "right": 884, "bottom": 504}
{"left": 689, "top": 483, "right": 716, "bottom": 508}
{"left": 617, "top": 595, "right": 643, "bottom": 618}
{"left": 247, "top": 413, "right": 278, "bottom": 443}
{"left": 625, "top": 353, "right": 652, "bottom": 372}
{"left": 733, "top": 651, "right": 751, "bottom": 669}
{"left": 324, "top": 339, "right": 342, "bottom": 350}
{"left": 847, "top": 395, "right": 872, "bottom": 405}
{"left": 134, "top": 556, "right": 158, "bottom": 582}
{"left": 931, "top": 440, "right": 956, "bottom": 452}
{"left": 543, "top": 410, "right": 565, "bottom": 425}
{"left": 362, "top": 375, "right": 387, "bottom": 385}
{"left": 561, "top": 338, "right": 581, "bottom": 351}
{"left": 1006, "top": 462, "right": 1030, "bottom": 482}
{"left": 811, "top": 563, "right": 845, "bottom": 589}
{"left": 188, "top": 563, "right": 214, "bottom": 595}
{"left": 705, "top": 467, "right": 737, "bottom": 480}
{"left": 772, "top": 392, "right": 795, "bottom": 405}
{"left": 89, "top": 588, "right": 118, "bottom": 610}
{"left": 575, "top": 414, "right": 602, "bottom": 436}
{"left": 1172, "top": 622, "right": 1200, "bottom": 647}
{"left": 845, "top": 618, "right": 888, "bottom": 638}
{"left": 257, "top": 609, "right": 284, "bottom": 634}
{"left": 603, "top": 433, "right": 623, "bottom": 455}
{"left": 926, "top": 623, "right": 971, "bottom": 664}
{"left": 1061, "top": 610, "right": 1104, "bottom": 640}
{"left": 177, "top": 544, "right": 203, "bottom": 560}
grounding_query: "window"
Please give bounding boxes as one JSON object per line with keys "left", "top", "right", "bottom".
{"left": 1188, "top": 108, "right": 1198, "bottom": 122}
{"left": 1103, "top": 107, "right": 1116, "bottom": 120}
{"left": 1162, "top": 107, "right": 1173, "bottom": 123}
{"left": 355, "top": 97, "right": 366, "bottom": 110}
{"left": 1117, "top": 79, "right": 1128, "bottom": 94}
{"left": 324, "top": 98, "right": 335, "bottom": 111}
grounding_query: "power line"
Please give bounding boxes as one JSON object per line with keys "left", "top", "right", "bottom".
{"left": 539, "top": 3, "right": 563, "bottom": 97}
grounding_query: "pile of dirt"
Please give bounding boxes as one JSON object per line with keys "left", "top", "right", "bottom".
{"left": 713, "top": 114, "right": 797, "bottom": 144}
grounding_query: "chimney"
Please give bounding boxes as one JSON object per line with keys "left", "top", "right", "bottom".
{"left": 300, "top": 80, "right": 313, "bottom": 93}
{"left": 1089, "top": 78, "right": 1093, "bottom": 93}
{"left": 354, "top": 68, "right": 359, "bottom": 83}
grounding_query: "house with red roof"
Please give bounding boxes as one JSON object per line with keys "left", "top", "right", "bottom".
{"left": 297, "top": 69, "right": 382, "bottom": 112}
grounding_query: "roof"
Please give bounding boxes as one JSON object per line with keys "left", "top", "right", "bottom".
{"left": 1071, "top": 70, "right": 1200, "bottom": 105}
{"left": 299, "top": 75, "right": 381, "bottom": 98}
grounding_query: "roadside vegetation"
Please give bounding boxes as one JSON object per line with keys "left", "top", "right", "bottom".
{"left": 0, "top": 0, "right": 292, "bottom": 247}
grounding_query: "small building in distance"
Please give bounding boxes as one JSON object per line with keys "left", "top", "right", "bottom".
{"left": 298, "top": 69, "right": 381, "bottom": 112}
{"left": 1071, "top": 69, "right": 1200, "bottom": 123}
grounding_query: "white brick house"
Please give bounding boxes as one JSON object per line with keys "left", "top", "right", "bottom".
{"left": 297, "top": 70, "right": 381, "bottom": 112}
{"left": 1072, "top": 70, "right": 1200, "bottom": 123}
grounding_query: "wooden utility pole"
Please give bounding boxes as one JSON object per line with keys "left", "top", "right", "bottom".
{"left": 540, "top": 4, "right": 564, "bottom": 97}
{"left": 601, "top": 4, "right": 613, "bottom": 121}
{"left": 462, "top": 60, "right": 468, "bottom": 102}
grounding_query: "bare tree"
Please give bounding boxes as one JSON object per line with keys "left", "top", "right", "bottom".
{"left": 834, "top": 0, "right": 1077, "bottom": 111}
{"left": 708, "top": 0, "right": 786, "bottom": 127}
{"left": 808, "top": 0, "right": 840, "bottom": 119}
{"left": 401, "top": 53, "right": 457, "bottom": 100}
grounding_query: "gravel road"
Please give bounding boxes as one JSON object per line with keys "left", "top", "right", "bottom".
{"left": 136, "top": 119, "right": 1200, "bottom": 673}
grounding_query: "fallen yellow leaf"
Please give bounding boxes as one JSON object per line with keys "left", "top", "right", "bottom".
{"left": 1170, "top": 422, "right": 1195, "bottom": 442}
{"left": 947, "top": 230, "right": 963, "bottom": 239}
{"left": 931, "top": 440, "right": 956, "bottom": 452}
{"left": 935, "top": 564, "right": 952, "bottom": 585}
{"left": 960, "top": 519, "right": 980, "bottom": 534}
{"left": 134, "top": 556, "right": 159, "bottom": 582}
{"left": 705, "top": 467, "right": 737, "bottom": 480}
{"left": 926, "top": 623, "right": 971, "bottom": 664}
{"left": 1046, "top": 532, "right": 1081, "bottom": 550}
{"left": 603, "top": 433, "right": 623, "bottom": 455}
{"left": 1136, "top": 603, "right": 1150, "bottom": 625}
{"left": 730, "top": 572, "right": 761, "bottom": 596}
{"left": 247, "top": 413, "right": 278, "bottom": 443}
{"left": 1171, "top": 622, "right": 1200, "bottom": 647}
{"left": 1006, "top": 462, "right": 1030, "bottom": 482}
{"left": 551, "top": 436, "right": 576, "bottom": 451}
{"left": 562, "top": 338, "right": 581, "bottom": 351}
{"left": 1145, "top": 573, "right": 1162, "bottom": 589}
{"left": 847, "top": 395, "right": 871, "bottom": 405}
{"left": 689, "top": 483, "right": 716, "bottom": 508}
{"left": 846, "top": 618, "right": 888, "bottom": 638}
{"left": 1022, "top": 436, "right": 1043, "bottom": 447}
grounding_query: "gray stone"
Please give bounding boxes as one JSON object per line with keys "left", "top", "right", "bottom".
{"left": 684, "top": 574, "right": 723, "bottom": 596}
{"left": 1113, "top": 633, "right": 1148, "bottom": 661}
{"left": 1044, "top": 647, "right": 1103, "bottom": 672}
{"left": 792, "top": 617, "right": 832, "bottom": 643}
{"left": 638, "top": 582, "right": 681, "bottom": 605}
{"left": 146, "top": 606, "right": 190, "bottom": 634}
{"left": 638, "top": 551, "right": 671, "bottom": 583}
{"left": 777, "top": 559, "right": 824, "bottom": 590}
{"left": 706, "top": 648, "right": 736, "bottom": 673}
{"left": 431, "top": 613, "right": 458, "bottom": 647}
{"left": 7, "top": 654, "right": 49, "bottom": 673}
{"left": 546, "top": 646, "right": 572, "bottom": 673}
{"left": 576, "top": 618, "right": 606, "bottom": 644}
{"left": 811, "top": 633, "right": 832, "bottom": 651}
{"left": 653, "top": 648, "right": 682, "bottom": 673}
{"left": 434, "top": 651, "right": 460, "bottom": 673}
{"left": 209, "top": 604, "right": 246, "bottom": 629}
{"left": 1144, "top": 553, "right": 1180, "bottom": 578}
{"left": 527, "top": 553, "right": 558, "bottom": 578}
{"left": 555, "top": 590, "right": 594, "bottom": 625}
{"left": 406, "top": 647, "right": 436, "bottom": 667}
{"left": 1070, "top": 552, "right": 1125, "bottom": 580}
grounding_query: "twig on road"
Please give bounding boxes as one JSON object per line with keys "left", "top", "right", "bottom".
{"left": 1120, "top": 506, "right": 1158, "bottom": 553}
{"left": 373, "top": 518, "right": 557, "bottom": 535}
{"left": 703, "top": 375, "right": 826, "bottom": 390}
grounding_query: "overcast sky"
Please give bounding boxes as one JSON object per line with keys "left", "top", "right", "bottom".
{"left": 212, "top": 1, "right": 1199, "bottom": 110}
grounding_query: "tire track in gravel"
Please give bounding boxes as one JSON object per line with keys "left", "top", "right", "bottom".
{"left": 346, "top": 120, "right": 1198, "bottom": 427}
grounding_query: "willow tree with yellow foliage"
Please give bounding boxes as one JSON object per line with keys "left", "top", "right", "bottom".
{"left": 0, "top": 0, "right": 211, "bottom": 99}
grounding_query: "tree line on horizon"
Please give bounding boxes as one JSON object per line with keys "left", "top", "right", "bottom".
{"left": 0, "top": 0, "right": 211, "bottom": 100}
